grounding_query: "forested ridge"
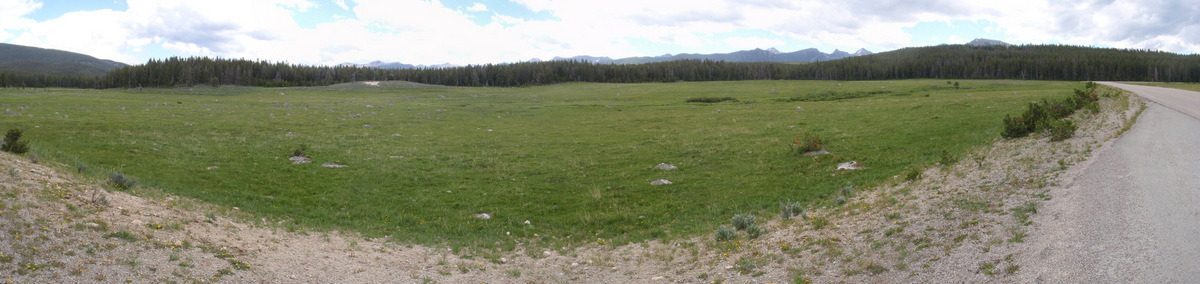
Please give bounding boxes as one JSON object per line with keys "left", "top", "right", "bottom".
{"left": 2, "top": 44, "right": 1198, "bottom": 89}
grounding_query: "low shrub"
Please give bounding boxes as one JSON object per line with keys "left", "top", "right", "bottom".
{"left": 1044, "top": 119, "right": 1077, "bottom": 142}
{"left": 731, "top": 214, "right": 755, "bottom": 230}
{"left": 292, "top": 144, "right": 309, "bottom": 157}
{"left": 791, "top": 133, "right": 824, "bottom": 155}
{"left": 715, "top": 225, "right": 737, "bottom": 242}
{"left": 2, "top": 128, "right": 30, "bottom": 154}
{"left": 108, "top": 172, "right": 138, "bottom": 190}
{"left": 746, "top": 224, "right": 765, "bottom": 239}
{"left": 685, "top": 97, "right": 738, "bottom": 103}
{"left": 1000, "top": 115, "right": 1029, "bottom": 139}
{"left": 780, "top": 201, "right": 805, "bottom": 219}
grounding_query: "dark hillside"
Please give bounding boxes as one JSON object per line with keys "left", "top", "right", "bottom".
{"left": 0, "top": 43, "right": 126, "bottom": 76}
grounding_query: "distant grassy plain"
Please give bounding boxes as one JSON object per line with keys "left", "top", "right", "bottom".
{"left": 0, "top": 80, "right": 1079, "bottom": 249}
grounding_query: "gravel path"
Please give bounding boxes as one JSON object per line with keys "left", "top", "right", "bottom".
{"left": 1017, "top": 83, "right": 1200, "bottom": 282}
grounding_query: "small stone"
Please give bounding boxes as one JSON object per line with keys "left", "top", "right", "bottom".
{"left": 286, "top": 132, "right": 295, "bottom": 137}
{"left": 321, "top": 162, "right": 348, "bottom": 168}
{"left": 543, "top": 251, "right": 552, "bottom": 257}
{"left": 472, "top": 213, "right": 492, "bottom": 219}
{"left": 185, "top": 123, "right": 195, "bottom": 127}
{"left": 571, "top": 262, "right": 579, "bottom": 267}
{"left": 389, "top": 156, "right": 404, "bottom": 159}
{"left": 206, "top": 166, "right": 219, "bottom": 170}
{"left": 795, "top": 106, "right": 804, "bottom": 110}
{"left": 233, "top": 207, "right": 240, "bottom": 211}
{"left": 524, "top": 220, "right": 531, "bottom": 225}
{"left": 500, "top": 258, "right": 507, "bottom": 263}
{"left": 836, "top": 161, "right": 865, "bottom": 170}
{"left": 652, "top": 276, "right": 664, "bottom": 280}
{"left": 654, "top": 163, "right": 677, "bottom": 170}
{"left": 392, "top": 133, "right": 402, "bottom": 136}
{"left": 487, "top": 129, "right": 493, "bottom": 132}
{"left": 289, "top": 156, "right": 311, "bottom": 164}
{"left": 650, "top": 179, "right": 672, "bottom": 185}
{"left": 363, "top": 125, "right": 372, "bottom": 129}
{"left": 85, "top": 222, "right": 99, "bottom": 228}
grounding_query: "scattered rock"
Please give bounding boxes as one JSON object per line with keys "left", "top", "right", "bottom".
{"left": 543, "top": 251, "right": 552, "bottom": 257}
{"left": 487, "top": 129, "right": 493, "bottom": 132}
{"left": 389, "top": 156, "right": 404, "bottom": 159}
{"left": 650, "top": 179, "right": 672, "bottom": 185}
{"left": 654, "top": 163, "right": 677, "bottom": 170}
{"left": 803, "top": 149, "right": 830, "bottom": 156}
{"left": 184, "top": 123, "right": 195, "bottom": 126}
{"left": 836, "top": 161, "right": 865, "bottom": 170}
{"left": 571, "top": 262, "right": 579, "bottom": 267}
{"left": 363, "top": 125, "right": 372, "bottom": 129}
{"left": 392, "top": 133, "right": 402, "bottom": 136}
{"left": 289, "top": 156, "right": 311, "bottom": 164}
{"left": 472, "top": 213, "right": 492, "bottom": 219}
{"left": 321, "top": 162, "right": 348, "bottom": 168}
{"left": 524, "top": 220, "right": 531, "bottom": 225}
{"left": 500, "top": 258, "right": 507, "bottom": 263}
{"left": 85, "top": 222, "right": 99, "bottom": 228}
{"left": 206, "top": 166, "right": 219, "bottom": 170}
{"left": 652, "top": 276, "right": 664, "bottom": 280}
{"left": 285, "top": 132, "right": 295, "bottom": 137}
{"left": 795, "top": 106, "right": 805, "bottom": 110}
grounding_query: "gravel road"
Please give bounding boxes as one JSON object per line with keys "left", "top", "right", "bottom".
{"left": 1017, "top": 83, "right": 1200, "bottom": 282}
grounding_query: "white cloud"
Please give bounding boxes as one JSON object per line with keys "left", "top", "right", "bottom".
{"left": 6, "top": 0, "right": 1200, "bottom": 67}
{"left": 467, "top": 3, "right": 487, "bottom": 12}
{"left": 0, "top": 0, "right": 41, "bottom": 41}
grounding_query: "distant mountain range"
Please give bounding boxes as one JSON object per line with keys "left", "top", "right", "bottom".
{"left": 539, "top": 47, "right": 873, "bottom": 64}
{"left": 336, "top": 60, "right": 457, "bottom": 69}
{"left": 343, "top": 46, "right": 875, "bottom": 69}
{"left": 965, "top": 38, "right": 1011, "bottom": 47}
{"left": 0, "top": 43, "right": 127, "bottom": 76}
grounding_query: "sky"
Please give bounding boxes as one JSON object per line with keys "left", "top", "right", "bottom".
{"left": 1, "top": 0, "right": 1198, "bottom": 66}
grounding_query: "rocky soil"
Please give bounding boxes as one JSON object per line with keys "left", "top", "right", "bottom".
{"left": 0, "top": 87, "right": 1143, "bottom": 283}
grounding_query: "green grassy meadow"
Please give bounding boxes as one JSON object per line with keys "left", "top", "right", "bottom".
{"left": 0, "top": 80, "right": 1079, "bottom": 249}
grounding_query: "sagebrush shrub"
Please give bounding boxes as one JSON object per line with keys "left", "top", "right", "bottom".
{"left": 715, "top": 225, "right": 737, "bottom": 242}
{"left": 108, "top": 172, "right": 138, "bottom": 190}
{"left": 731, "top": 214, "right": 755, "bottom": 230}
{"left": 780, "top": 201, "right": 805, "bottom": 219}
{"left": 746, "top": 224, "right": 765, "bottom": 239}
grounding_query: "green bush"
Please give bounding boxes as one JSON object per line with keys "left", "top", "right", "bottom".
{"left": 791, "top": 133, "right": 825, "bottom": 155}
{"left": 108, "top": 172, "right": 138, "bottom": 190}
{"left": 731, "top": 214, "right": 755, "bottom": 230}
{"left": 1044, "top": 119, "right": 1077, "bottom": 142}
{"left": 1001, "top": 86, "right": 1096, "bottom": 141}
{"left": 780, "top": 201, "right": 805, "bottom": 219}
{"left": 715, "top": 225, "right": 737, "bottom": 242}
{"left": 292, "top": 144, "right": 309, "bottom": 157}
{"left": 1000, "top": 115, "right": 1030, "bottom": 139}
{"left": 2, "top": 129, "right": 30, "bottom": 154}
{"left": 746, "top": 224, "right": 765, "bottom": 239}
{"left": 685, "top": 97, "right": 738, "bottom": 103}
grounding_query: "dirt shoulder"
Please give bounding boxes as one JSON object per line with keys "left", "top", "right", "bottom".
{"left": 0, "top": 87, "right": 1143, "bottom": 283}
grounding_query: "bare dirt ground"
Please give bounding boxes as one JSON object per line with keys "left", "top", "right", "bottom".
{"left": 0, "top": 87, "right": 1143, "bottom": 283}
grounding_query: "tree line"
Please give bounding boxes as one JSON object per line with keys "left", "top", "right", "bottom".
{"left": 2, "top": 44, "right": 1198, "bottom": 89}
